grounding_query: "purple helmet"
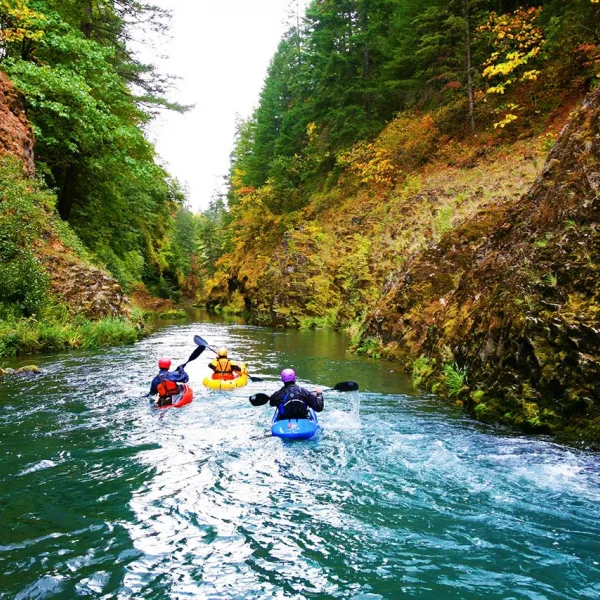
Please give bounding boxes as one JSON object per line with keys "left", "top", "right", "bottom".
{"left": 281, "top": 368, "right": 296, "bottom": 383}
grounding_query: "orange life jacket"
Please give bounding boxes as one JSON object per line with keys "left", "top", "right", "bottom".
{"left": 157, "top": 378, "right": 180, "bottom": 398}
{"left": 213, "top": 358, "right": 234, "bottom": 374}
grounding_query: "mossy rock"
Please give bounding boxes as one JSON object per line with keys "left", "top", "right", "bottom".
{"left": 0, "top": 365, "right": 41, "bottom": 377}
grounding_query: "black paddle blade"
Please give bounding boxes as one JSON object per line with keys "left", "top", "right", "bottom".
{"left": 331, "top": 381, "right": 359, "bottom": 392}
{"left": 249, "top": 393, "right": 270, "bottom": 407}
{"left": 188, "top": 345, "right": 205, "bottom": 362}
{"left": 248, "top": 375, "right": 264, "bottom": 383}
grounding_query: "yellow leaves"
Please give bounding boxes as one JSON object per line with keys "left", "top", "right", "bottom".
{"left": 480, "top": 6, "right": 545, "bottom": 129}
{"left": 493, "top": 113, "right": 518, "bottom": 129}
{"left": 521, "top": 69, "right": 540, "bottom": 82}
{"left": 0, "top": 0, "right": 45, "bottom": 46}
{"left": 337, "top": 112, "right": 439, "bottom": 187}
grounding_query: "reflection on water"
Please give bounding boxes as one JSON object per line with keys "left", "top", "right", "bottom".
{"left": 1, "top": 316, "right": 599, "bottom": 599}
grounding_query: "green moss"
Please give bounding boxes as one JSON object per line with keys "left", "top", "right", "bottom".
{"left": 412, "top": 356, "right": 434, "bottom": 387}
{"left": 471, "top": 389, "right": 485, "bottom": 403}
{"left": 474, "top": 403, "right": 488, "bottom": 417}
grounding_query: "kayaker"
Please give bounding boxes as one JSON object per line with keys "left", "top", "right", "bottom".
{"left": 269, "top": 368, "right": 324, "bottom": 419}
{"left": 208, "top": 348, "right": 242, "bottom": 380}
{"left": 150, "top": 357, "right": 190, "bottom": 407}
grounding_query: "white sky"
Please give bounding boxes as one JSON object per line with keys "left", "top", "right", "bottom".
{"left": 138, "top": 0, "right": 307, "bottom": 212}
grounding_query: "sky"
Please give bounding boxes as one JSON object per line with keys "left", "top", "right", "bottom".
{"left": 138, "top": 0, "right": 307, "bottom": 213}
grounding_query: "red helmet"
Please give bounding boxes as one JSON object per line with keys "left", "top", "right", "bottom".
{"left": 158, "top": 357, "right": 171, "bottom": 369}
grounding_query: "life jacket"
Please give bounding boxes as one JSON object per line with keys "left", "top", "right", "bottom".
{"left": 213, "top": 357, "right": 233, "bottom": 373}
{"left": 156, "top": 377, "right": 180, "bottom": 398}
{"left": 278, "top": 388, "right": 308, "bottom": 419}
{"left": 212, "top": 358, "right": 235, "bottom": 379}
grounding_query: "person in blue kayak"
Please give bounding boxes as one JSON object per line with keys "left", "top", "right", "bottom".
{"left": 269, "top": 368, "right": 324, "bottom": 419}
{"left": 150, "top": 357, "right": 190, "bottom": 407}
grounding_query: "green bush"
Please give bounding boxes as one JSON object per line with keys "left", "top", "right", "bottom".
{"left": 357, "top": 336, "right": 381, "bottom": 358}
{"left": 95, "top": 247, "right": 144, "bottom": 292}
{"left": 0, "top": 253, "right": 48, "bottom": 317}
{"left": 0, "top": 159, "right": 51, "bottom": 317}
{"left": 412, "top": 356, "right": 434, "bottom": 387}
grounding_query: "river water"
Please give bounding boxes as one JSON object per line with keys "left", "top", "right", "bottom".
{"left": 1, "top": 314, "right": 599, "bottom": 599}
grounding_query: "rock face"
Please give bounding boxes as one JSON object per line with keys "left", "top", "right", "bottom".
{"left": 0, "top": 71, "right": 34, "bottom": 175}
{"left": 44, "top": 251, "right": 130, "bottom": 320}
{"left": 364, "top": 88, "right": 600, "bottom": 443}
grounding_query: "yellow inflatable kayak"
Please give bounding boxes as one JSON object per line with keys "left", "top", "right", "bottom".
{"left": 202, "top": 364, "right": 249, "bottom": 390}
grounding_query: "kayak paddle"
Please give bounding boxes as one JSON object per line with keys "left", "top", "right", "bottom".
{"left": 181, "top": 344, "right": 206, "bottom": 368}
{"left": 193, "top": 334, "right": 264, "bottom": 382}
{"left": 249, "top": 393, "right": 270, "bottom": 406}
{"left": 325, "top": 381, "right": 359, "bottom": 392}
{"left": 249, "top": 381, "right": 359, "bottom": 406}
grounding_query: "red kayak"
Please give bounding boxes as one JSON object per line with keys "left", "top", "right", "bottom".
{"left": 155, "top": 384, "right": 194, "bottom": 410}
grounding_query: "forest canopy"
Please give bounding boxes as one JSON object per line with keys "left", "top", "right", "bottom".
{"left": 0, "top": 0, "right": 201, "bottom": 303}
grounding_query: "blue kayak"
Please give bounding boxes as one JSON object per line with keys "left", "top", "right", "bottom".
{"left": 271, "top": 408, "right": 319, "bottom": 440}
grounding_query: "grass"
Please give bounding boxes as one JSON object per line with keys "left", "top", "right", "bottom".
{"left": 0, "top": 315, "right": 142, "bottom": 358}
{"left": 443, "top": 361, "right": 468, "bottom": 397}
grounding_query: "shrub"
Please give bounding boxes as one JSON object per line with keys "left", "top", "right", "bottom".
{"left": 0, "top": 158, "right": 51, "bottom": 317}
{"left": 338, "top": 111, "right": 439, "bottom": 186}
{"left": 357, "top": 336, "right": 381, "bottom": 358}
{"left": 0, "top": 252, "right": 48, "bottom": 317}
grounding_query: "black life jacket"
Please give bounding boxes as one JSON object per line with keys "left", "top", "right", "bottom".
{"left": 278, "top": 387, "right": 308, "bottom": 419}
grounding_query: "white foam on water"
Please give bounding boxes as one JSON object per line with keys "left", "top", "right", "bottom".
{"left": 17, "top": 459, "right": 58, "bottom": 476}
{"left": 325, "top": 409, "right": 362, "bottom": 431}
{"left": 512, "top": 462, "right": 600, "bottom": 500}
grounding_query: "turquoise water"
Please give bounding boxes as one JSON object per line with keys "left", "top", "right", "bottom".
{"left": 1, "top": 317, "right": 599, "bottom": 599}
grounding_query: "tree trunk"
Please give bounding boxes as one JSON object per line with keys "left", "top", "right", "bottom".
{"left": 361, "top": 0, "right": 372, "bottom": 113}
{"left": 57, "top": 164, "right": 79, "bottom": 221}
{"left": 82, "top": 0, "right": 93, "bottom": 39}
{"left": 464, "top": 0, "right": 476, "bottom": 133}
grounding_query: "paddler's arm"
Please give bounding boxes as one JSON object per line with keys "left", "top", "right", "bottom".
{"left": 167, "top": 366, "right": 189, "bottom": 384}
{"left": 269, "top": 389, "right": 285, "bottom": 407}
{"left": 308, "top": 387, "right": 324, "bottom": 412}
{"left": 149, "top": 376, "right": 160, "bottom": 395}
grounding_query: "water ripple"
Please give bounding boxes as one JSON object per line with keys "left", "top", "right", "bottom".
{"left": 1, "top": 318, "right": 599, "bottom": 598}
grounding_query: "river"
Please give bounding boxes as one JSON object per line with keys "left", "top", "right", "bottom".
{"left": 1, "top": 313, "right": 599, "bottom": 599}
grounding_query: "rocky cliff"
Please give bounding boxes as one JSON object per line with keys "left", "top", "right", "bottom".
{"left": 364, "top": 88, "right": 600, "bottom": 444}
{"left": 0, "top": 71, "right": 34, "bottom": 176}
